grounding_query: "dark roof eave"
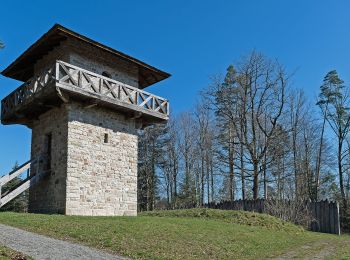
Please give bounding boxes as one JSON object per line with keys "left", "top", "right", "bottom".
{"left": 1, "top": 24, "right": 171, "bottom": 88}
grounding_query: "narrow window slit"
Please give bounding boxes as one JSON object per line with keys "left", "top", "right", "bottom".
{"left": 44, "top": 133, "right": 52, "bottom": 171}
{"left": 104, "top": 133, "right": 109, "bottom": 143}
{"left": 102, "top": 71, "right": 111, "bottom": 78}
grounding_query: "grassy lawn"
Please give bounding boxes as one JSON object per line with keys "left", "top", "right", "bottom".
{"left": 0, "top": 209, "right": 349, "bottom": 259}
{"left": 0, "top": 245, "right": 31, "bottom": 260}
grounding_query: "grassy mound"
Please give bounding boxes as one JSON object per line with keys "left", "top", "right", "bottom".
{"left": 141, "top": 208, "right": 303, "bottom": 232}
{"left": 0, "top": 210, "right": 347, "bottom": 259}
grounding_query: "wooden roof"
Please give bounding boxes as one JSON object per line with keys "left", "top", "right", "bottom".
{"left": 1, "top": 24, "right": 171, "bottom": 89}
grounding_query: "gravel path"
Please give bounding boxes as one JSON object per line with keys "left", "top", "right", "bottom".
{"left": 273, "top": 240, "right": 342, "bottom": 260}
{"left": 0, "top": 224, "right": 128, "bottom": 260}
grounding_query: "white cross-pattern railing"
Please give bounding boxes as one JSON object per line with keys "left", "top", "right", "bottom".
{"left": 1, "top": 60, "right": 169, "bottom": 120}
{"left": 1, "top": 66, "right": 56, "bottom": 118}
{"left": 56, "top": 60, "right": 169, "bottom": 117}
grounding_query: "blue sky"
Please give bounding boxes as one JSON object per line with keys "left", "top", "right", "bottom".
{"left": 1, "top": 0, "right": 350, "bottom": 174}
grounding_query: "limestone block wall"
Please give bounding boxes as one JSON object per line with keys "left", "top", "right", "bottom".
{"left": 29, "top": 105, "right": 68, "bottom": 214}
{"left": 66, "top": 38, "right": 139, "bottom": 88}
{"left": 65, "top": 102, "right": 138, "bottom": 216}
{"left": 29, "top": 101, "right": 138, "bottom": 216}
{"left": 34, "top": 44, "right": 70, "bottom": 74}
{"left": 32, "top": 38, "right": 139, "bottom": 88}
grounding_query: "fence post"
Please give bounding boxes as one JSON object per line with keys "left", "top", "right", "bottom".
{"left": 325, "top": 200, "right": 329, "bottom": 234}
{"left": 325, "top": 200, "right": 330, "bottom": 234}
{"left": 330, "top": 202, "right": 335, "bottom": 234}
{"left": 335, "top": 202, "right": 341, "bottom": 235}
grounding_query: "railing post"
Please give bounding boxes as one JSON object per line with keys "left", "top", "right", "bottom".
{"left": 336, "top": 202, "right": 341, "bottom": 235}
{"left": 98, "top": 78, "right": 101, "bottom": 94}
{"left": 78, "top": 70, "right": 81, "bottom": 88}
{"left": 55, "top": 61, "right": 60, "bottom": 83}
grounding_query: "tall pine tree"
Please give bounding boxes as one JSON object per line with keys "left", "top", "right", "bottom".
{"left": 317, "top": 70, "right": 350, "bottom": 206}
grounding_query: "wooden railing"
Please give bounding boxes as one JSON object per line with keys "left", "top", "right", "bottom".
{"left": 0, "top": 155, "right": 48, "bottom": 208}
{"left": 1, "top": 60, "right": 169, "bottom": 120}
{"left": 1, "top": 66, "right": 56, "bottom": 118}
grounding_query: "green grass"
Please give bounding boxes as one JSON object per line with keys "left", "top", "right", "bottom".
{"left": 142, "top": 208, "right": 302, "bottom": 231}
{"left": 0, "top": 209, "right": 349, "bottom": 259}
{"left": 0, "top": 245, "right": 31, "bottom": 260}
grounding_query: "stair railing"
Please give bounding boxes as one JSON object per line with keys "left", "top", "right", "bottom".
{"left": 0, "top": 154, "right": 48, "bottom": 202}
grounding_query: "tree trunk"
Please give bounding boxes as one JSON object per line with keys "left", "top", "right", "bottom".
{"left": 150, "top": 149, "right": 156, "bottom": 211}
{"left": 253, "top": 163, "right": 259, "bottom": 199}
{"left": 315, "top": 116, "right": 326, "bottom": 201}
{"left": 201, "top": 156, "right": 205, "bottom": 206}
{"left": 240, "top": 141, "right": 246, "bottom": 200}
{"left": 338, "top": 138, "right": 346, "bottom": 206}
{"left": 173, "top": 161, "right": 177, "bottom": 207}
{"left": 210, "top": 157, "right": 214, "bottom": 202}
{"left": 292, "top": 129, "right": 299, "bottom": 199}
{"left": 196, "top": 161, "right": 200, "bottom": 206}
{"left": 170, "top": 173, "right": 173, "bottom": 208}
{"left": 206, "top": 152, "right": 210, "bottom": 204}
{"left": 263, "top": 164, "right": 267, "bottom": 199}
{"left": 229, "top": 147, "right": 235, "bottom": 201}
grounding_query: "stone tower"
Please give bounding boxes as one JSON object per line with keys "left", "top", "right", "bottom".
{"left": 1, "top": 24, "right": 170, "bottom": 216}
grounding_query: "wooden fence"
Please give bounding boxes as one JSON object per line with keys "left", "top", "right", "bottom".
{"left": 204, "top": 199, "right": 340, "bottom": 235}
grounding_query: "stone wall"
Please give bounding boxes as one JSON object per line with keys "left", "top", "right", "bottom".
{"left": 33, "top": 38, "right": 139, "bottom": 88}
{"left": 34, "top": 44, "right": 70, "bottom": 74}
{"left": 29, "top": 105, "right": 68, "bottom": 214}
{"left": 29, "top": 102, "right": 138, "bottom": 216}
{"left": 65, "top": 102, "right": 138, "bottom": 216}
{"left": 67, "top": 38, "right": 139, "bottom": 88}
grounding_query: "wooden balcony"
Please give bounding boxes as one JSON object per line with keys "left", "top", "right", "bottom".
{"left": 1, "top": 60, "right": 169, "bottom": 125}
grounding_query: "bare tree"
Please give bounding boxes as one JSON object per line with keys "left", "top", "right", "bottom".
{"left": 158, "top": 118, "right": 180, "bottom": 208}
{"left": 288, "top": 90, "right": 306, "bottom": 198}
{"left": 206, "top": 52, "right": 288, "bottom": 199}
{"left": 137, "top": 51, "right": 344, "bottom": 220}
{"left": 138, "top": 124, "right": 168, "bottom": 211}
{"left": 194, "top": 98, "right": 216, "bottom": 205}
{"left": 177, "top": 112, "right": 198, "bottom": 206}
{"left": 317, "top": 70, "right": 350, "bottom": 206}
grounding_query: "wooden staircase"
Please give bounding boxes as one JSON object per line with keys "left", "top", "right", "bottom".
{"left": 0, "top": 156, "right": 48, "bottom": 208}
